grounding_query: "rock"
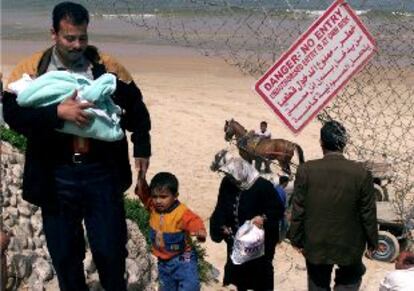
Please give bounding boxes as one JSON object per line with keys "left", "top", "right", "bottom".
{"left": 126, "top": 258, "right": 140, "bottom": 278}
{"left": 127, "top": 281, "right": 141, "bottom": 291}
{"left": 84, "top": 252, "right": 96, "bottom": 274}
{"left": 89, "top": 280, "right": 104, "bottom": 291}
{"left": 31, "top": 215, "right": 44, "bottom": 237}
{"left": 295, "top": 263, "right": 307, "bottom": 271}
{"left": 30, "top": 281, "right": 45, "bottom": 291}
{"left": 87, "top": 273, "right": 103, "bottom": 291}
{"left": 10, "top": 254, "right": 32, "bottom": 279}
{"left": 2, "top": 209, "right": 9, "bottom": 220}
{"left": 27, "top": 238, "right": 35, "bottom": 250}
{"left": 8, "top": 206, "right": 18, "bottom": 217}
{"left": 16, "top": 154, "right": 25, "bottom": 165}
{"left": 12, "top": 176, "right": 23, "bottom": 187}
{"left": 33, "top": 257, "right": 54, "bottom": 282}
{"left": 26, "top": 272, "right": 46, "bottom": 291}
{"left": 2, "top": 187, "right": 11, "bottom": 198}
{"left": 11, "top": 164, "right": 23, "bottom": 178}
{"left": 42, "top": 245, "right": 50, "bottom": 257}
{"left": 2, "top": 198, "right": 10, "bottom": 207}
{"left": 9, "top": 237, "right": 22, "bottom": 253}
{"left": 39, "top": 235, "right": 46, "bottom": 245}
{"left": 126, "top": 239, "right": 139, "bottom": 259}
{"left": 126, "top": 220, "right": 144, "bottom": 244}
{"left": 36, "top": 248, "right": 49, "bottom": 260}
{"left": 17, "top": 217, "right": 33, "bottom": 237}
{"left": 6, "top": 276, "right": 17, "bottom": 291}
{"left": 7, "top": 185, "right": 20, "bottom": 198}
{"left": 33, "top": 237, "right": 43, "bottom": 249}
{"left": 4, "top": 216, "right": 16, "bottom": 228}
{"left": 18, "top": 204, "right": 33, "bottom": 217}
{"left": 9, "top": 194, "right": 17, "bottom": 207}
{"left": 15, "top": 235, "right": 28, "bottom": 250}
{"left": 135, "top": 257, "right": 149, "bottom": 274}
{"left": 43, "top": 278, "right": 59, "bottom": 291}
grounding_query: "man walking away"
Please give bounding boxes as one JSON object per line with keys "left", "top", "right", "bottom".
{"left": 288, "top": 120, "right": 378, "bottom": 291}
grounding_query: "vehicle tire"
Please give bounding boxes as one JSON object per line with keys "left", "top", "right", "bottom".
{"left": 371, "top": 230, "right": 400, "bottom": 262}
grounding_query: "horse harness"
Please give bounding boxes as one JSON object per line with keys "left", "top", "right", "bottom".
{"left": 234, "top": 134, "right": 300, "bottom": 170}
{"left": 236, "top": 134, "right": 261, "bottom": 155}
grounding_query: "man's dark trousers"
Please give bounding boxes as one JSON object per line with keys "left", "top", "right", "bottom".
{"left": 42, "top": 162, "right": 128, "bottom": 291}
{"left": 306, "top": 260, "right": 366, "bottom": 291}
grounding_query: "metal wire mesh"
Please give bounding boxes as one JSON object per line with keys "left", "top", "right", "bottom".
{"left": 87, "top": 0, "right": 414, "bottom": 222}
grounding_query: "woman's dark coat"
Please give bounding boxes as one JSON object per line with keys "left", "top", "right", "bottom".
{"left": 210, "top": 176, "right": 284, "bottom": 289}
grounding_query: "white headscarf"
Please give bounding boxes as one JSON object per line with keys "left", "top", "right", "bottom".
{"left": 211, "top": 150, "right": 260, "bottom": 190}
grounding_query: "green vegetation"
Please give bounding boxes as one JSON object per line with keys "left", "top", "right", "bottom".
{"left": 124, "top": 197, "right": 214, "bottom": 283}
{"left": 0, "top": 126, "right": 27, "bottom": 151}
{"left": 124, "top": 198, "right": 151, "bottom": 246}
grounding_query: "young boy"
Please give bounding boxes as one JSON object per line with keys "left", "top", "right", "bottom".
{"left": 137, "top": 172, "right": 206, "bottom": 291}
{"left": 254, "top": 121, "right": 272, "bottom": 173}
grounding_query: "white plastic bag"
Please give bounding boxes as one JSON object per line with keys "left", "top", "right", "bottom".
{"left": 230, "top": 220, "right": 265, "bottom": 265}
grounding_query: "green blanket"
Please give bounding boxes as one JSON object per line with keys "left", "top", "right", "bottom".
{"left": 14, "top": 71, "right": 124, "bottom": 141}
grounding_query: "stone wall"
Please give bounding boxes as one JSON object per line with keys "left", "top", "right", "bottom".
{"left": 0, "top": 141, "right": 157, "bottom": 291}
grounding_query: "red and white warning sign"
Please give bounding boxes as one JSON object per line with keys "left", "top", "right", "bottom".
{"left": 255, "top": 0, "right": 376, "bottom": 134}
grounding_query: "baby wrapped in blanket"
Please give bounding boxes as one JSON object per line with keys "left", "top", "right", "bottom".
{"left": 8, "top": 71, "right": 124, "bottom": 141}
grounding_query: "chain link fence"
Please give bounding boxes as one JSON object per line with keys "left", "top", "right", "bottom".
{"left": 87, "top": 0, "right": 414, "bottom": 224}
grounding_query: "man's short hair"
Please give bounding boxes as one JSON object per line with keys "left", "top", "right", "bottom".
{"left": 53, "top": 2, "right": 89, "bottom": 32}
{"left": 149, "top": 172, "right": 179, "bottom": 195}
{"left": 279, "top": 176, "right": 289, "bottom": 185}
{"left": 320, "top": 120, "right": 347, "bottom": 151}
{"left": 260, "top": 121, "right": 267, "bottom": 126}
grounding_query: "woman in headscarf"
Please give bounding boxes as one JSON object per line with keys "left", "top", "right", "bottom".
{"left": 210, "top": 150, "right": 284, "bottom": 290}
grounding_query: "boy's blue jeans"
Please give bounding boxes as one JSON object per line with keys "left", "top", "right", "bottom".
{"left": 158, "top": 250, "right": 200, "bottom": 291}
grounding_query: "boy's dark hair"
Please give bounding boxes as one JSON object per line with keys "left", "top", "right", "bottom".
{"left": 260, "top": 121, "right": 267, "bottom": 126}
{"left": 149, "top": 172, "right": 179, "bottom": 195}
{"left": 320, "top": 120, "right": 347, "bottom": 152}
{"left": 53, "top": 2, "right": 89, "bottom": 32}
{"left": 279, "top": 176, "right": 289, "bottom": 185}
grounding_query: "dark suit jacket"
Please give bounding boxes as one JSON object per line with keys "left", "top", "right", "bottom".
{"left": 287, "top": 152, "right": 378, "bottom": 265}
{"left": 2, "top": 46, "right": 151, "bottom": 208}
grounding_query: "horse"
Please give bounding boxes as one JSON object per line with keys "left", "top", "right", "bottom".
{"left": 224, "top": 119, "right": 305, "bottom": 175}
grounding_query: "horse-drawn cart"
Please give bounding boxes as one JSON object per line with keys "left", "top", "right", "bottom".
{"left": 365, "top": 160, "right": 414, "bottom": 262}
{"left": 224, "top": 119, "right": 304, "bottom": 175}
{"left": 364, "top": 160, "right": 392, "bottom": 202}
{"left": 371, "top": 201, "right": 410, "bottom": 262}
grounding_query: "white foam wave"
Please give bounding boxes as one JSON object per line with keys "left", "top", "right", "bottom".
{"left": 287, "top": 9, "right": 370, "bottom": 17}
{"left": 392, "top": 11, "right": 414, "bottom": 17}
{"left": 91, "top": 13, "right": 156, "bottom": 19}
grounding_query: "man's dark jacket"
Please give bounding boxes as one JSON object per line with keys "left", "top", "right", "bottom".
{"left": 287, "top": 153, "right": 378, "bottom": 265}
{"left": 2, "top": 46, "right": 151, "bottom": 208}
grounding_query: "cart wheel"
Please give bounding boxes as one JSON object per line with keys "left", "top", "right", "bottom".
{"left": 371, "top": 231, "right": 400, "bottom": 262}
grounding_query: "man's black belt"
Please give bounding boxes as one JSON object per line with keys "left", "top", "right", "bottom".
{"left": 55, "top": 152, "right": 101, "bottom": 165}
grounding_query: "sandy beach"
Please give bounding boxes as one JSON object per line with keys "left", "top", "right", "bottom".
{"left": 2, "top": 39, "right": 395, "bottom": 290}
